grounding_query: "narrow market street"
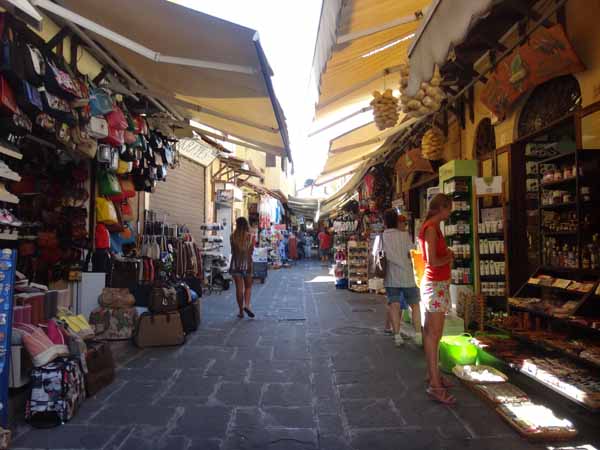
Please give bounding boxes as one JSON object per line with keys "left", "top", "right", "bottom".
{"left": 10, "top": 261, "right": 600, "bottom": 450}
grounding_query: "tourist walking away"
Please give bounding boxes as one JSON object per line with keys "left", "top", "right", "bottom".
{"left": 418, "top": 194, "right": 455, "bottom": 405}
{"left": 230, "top": 217, "right": 255, "bottom": 318}
{"left": 318, "top": 227, "right": 332, "bottom": 265}
{"left": 382, "top": 209, "right": 422, "bottom": 347}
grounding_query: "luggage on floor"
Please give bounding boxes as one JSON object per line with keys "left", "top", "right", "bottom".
{"left": 85, "top": 341, "right": 115, "bottom": 396}
{"left": 26, "top": 357, "right": 86, "bottom": 428}
{"left": 99, "top": 287, "right": 135, "bottom": 309}
{"left": 133, "top": 311, "right": 185, "bottom": 348}
{"left": 89, "top": 306, "right": 138, "bottom": 340}
{"left": 149, "top": 285, "right": 178, "bottom": 313}
{"left": 179, "top": 301, "right": 200, "bottom": 334}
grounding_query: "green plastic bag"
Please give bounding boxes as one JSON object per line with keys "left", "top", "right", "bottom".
{"left": 98, "top": 171, "right": 122, "bottom": 197}
{"left": 438, "top": 333, "right": 478, "bottom": 373}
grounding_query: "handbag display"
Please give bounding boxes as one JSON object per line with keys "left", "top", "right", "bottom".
{"left": 99, "top": 288, "right": 135, "bottom": 309}
{"left": 0, "top": 75, "right": 17, "bottom": 113}
{"left": 84, "top": 341, "right": 115, "bottom": 396}
{"left": 109, "top": 259, "right": 140, "bottom": 289}
{"left": 120, "top": 176, "right": 136, "bottom": 198}
{"left": 149, "top": 285, "right": 178, "bottom": 313}
{"left": 179, "top": 301, "right": 200, "bottom": 334}
{"left": 109, "top": 147, "right": 120, "bottom": 171}
{"left": 120, "top": 200, "right": 134, "bottom": 222}
{"left": 44, "top": 59, "right": 82, "bottom": 100}
{"left": 35, "top": 113, "right": 55, "bottom": 133}
{"left": 102, "top": 126, "right": 124, "bottom": 146}
{"left": 0, "top": 17, "right": 25, "bottom": 82}
{"left": 89, "top": 87, "right": 113, "bottom": 116}
{"left": 133, "top": 311, "right": 185, "bottom": 348}
{"left": 98, "top": 171, "right": 122, "bottom": 197}
{"left": 23, "top": 44, "right": 45, "bottom": 86}
{"left": 89, "top": 306, "right": 138, "bottom": 340}
{"left": 96, "top": 197, "right": 118, "bottom": 225}
{"left": 18, "top": 80, "right": 43, "bottom": 115}
{"left": 96, "top": 144, "right": 111, "bottom": 164}
{"left": 26, "top": 357, "right": 86, "bottom": 428}
{"left": 41, "top": 89, "right": 75, "bottom": 125}
{"left": 87, "top": 116, "right": 108, "bottom": 139}
{"left": 116, "top": 158, "right": 132, "bottom": 175}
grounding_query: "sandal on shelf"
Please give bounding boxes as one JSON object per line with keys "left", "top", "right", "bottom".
{"left": 426, "top": 386, "right": 456, "bottom": 405}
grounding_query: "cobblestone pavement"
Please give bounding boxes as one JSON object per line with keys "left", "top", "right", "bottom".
{"left": 11, "top": 260, "right": 600, "bottom": 449}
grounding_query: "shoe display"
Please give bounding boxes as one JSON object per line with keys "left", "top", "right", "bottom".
{"left": 0, "top": 183, "right": 19, "bottom": 204}
{"left": 0, "top": 160, "right": 20, "bottom": 182}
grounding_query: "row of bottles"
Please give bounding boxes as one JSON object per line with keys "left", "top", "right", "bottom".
{"left": 582, "top": 234, "right": 600, "bottom": 270}
{"left": 544, "top": 234, "right": 600, "bottom": 269}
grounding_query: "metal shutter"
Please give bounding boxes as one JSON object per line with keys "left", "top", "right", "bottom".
{"left": 150, "top": 156, "right": 206, "bottom": 242}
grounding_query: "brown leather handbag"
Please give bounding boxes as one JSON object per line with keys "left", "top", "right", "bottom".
{"left": 149, "top": 285, "right": 178, "bottom": 313}
{"left": 133, "top": 311, "right": 185, "bottom": 348}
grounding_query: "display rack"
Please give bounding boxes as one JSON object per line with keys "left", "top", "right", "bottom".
{"left": 443, "top": 176, "right": 475, "bottom": 287}
{"left": 200, "top": 223, "right": 230, "bottom": 293}
{"left": 538, "top": 149, "right": 600, "bottom": 271}
{"left": 474, "top": 177, "right": 509, "bottom": 327}
{"left": 483, "top": 265, "right": 600, "bottom": 410}
{"left": 347, "top": 240, "right": 369, "bottom": 293}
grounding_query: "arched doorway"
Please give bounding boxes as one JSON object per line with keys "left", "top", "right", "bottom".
{"left": 474, "top": 118, "right": 496, "bottom": 179}
{"left": 517, "top": 75, "right": 581, "bottom": 139}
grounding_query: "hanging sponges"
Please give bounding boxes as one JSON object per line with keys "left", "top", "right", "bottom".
{"left": 421, "top": 127, "right": 445, "bottom": 160}
{"left": 370, "top": 89, "right": 399, "bottom": 130}
{"left": 399, "top": 65, "right": 446, "bottom": 118}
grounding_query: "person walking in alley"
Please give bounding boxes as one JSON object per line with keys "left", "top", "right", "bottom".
{"left": 418, "top": 194, "right": 455, "bottom": 405}
{"left": 230, "top": 217, "right": 255, "bottom": 318}
{"left": 382, "top": 209, "right": 422, "bottom": 347}
{"left": 317, "top": 227, "right": 332, "bottom": 265}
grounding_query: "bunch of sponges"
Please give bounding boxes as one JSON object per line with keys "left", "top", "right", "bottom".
{"left": 370, "top": 89, "right": 399, "bottom": 130}
{"left": 421, "top": 127, "right": 445, "bottom": 160}
{"left": 399, "top": 65, "right": 446, "bottom": 118}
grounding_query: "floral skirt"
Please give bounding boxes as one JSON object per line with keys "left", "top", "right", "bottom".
{"left": 420, "top": 279, "right": 451, "bottom": 314}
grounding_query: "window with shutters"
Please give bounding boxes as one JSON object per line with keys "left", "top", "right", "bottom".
{"left": 266, "top": 153, "right": 276, "bottom": 167}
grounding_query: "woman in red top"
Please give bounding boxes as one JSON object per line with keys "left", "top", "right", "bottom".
{"left": 417, "top": 193, "right": 455, "bottom": 405}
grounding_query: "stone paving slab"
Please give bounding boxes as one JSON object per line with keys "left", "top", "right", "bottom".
{"left": 10, "top": 260, "right": 600, "bottom": 449}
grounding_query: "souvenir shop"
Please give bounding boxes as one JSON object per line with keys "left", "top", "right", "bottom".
{"left": 330, "top": 0, "right": 600, "bottom": 437}
{"left": 331, "top": 165, "right": 391, "bottom": 293}
{"left": 0, "top": 8, "right": 208, "bottom": 436}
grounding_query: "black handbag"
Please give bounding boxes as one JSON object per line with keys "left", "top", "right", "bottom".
{"left": 110, "top": 259, "right": 140, "bottom": 289}
{"left": 23, "top": 44, "right": 45, "bottom": 86}
{"left": 0, "top": 15, "right": 26, "bottom": 83}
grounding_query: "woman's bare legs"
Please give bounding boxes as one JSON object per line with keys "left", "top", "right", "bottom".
{"left": 233, "top": 275, "right": 244, "bottom": 317}
{"left": 384, "top": 304, "right": 392, "bottom": 332}
{"left": 389, "top": 303, "right": 402, "bottom": 335}
{"left": 243, "top": 275, "right": 253, "bottom": 309}
{"left": 410, "top": 303, "right": 422, "bottom": 332}
{"left": 423, "top": 311, "right": 455, "bottom": 404}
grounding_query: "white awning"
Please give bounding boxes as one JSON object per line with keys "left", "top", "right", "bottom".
{"left": 311, "top": 0, "right": 430, "bottom": 121}
{"left": 406, "top": 0, "right": 495, "bottom": 96}
{"left": 33, "top": 0, "right": 291, "bottom": 159}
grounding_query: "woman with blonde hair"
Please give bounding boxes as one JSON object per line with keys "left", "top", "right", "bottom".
{"left": 230, "top": 217, "right": 255, "bottom": 318}
{"left": 418, "top": 193, "right": 455, "bottom": 405}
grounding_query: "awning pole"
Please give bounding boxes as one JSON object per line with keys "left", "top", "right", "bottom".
{"left": 31, "top": 0, "right": 257, "bottom": 74}
{"left": 309, "top": 107, "right": 373, "bottom": 137}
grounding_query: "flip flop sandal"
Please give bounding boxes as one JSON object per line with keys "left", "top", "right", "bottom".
{"left": 425, "top": 375, "right": 455, "bottom": 388}
{"left": 243, "top": 307, "right": 255, "bottom": 318}
{"left": 237, "top": 312, "right": 244, "bottom": 318}
{"left": 426, "top": 387, "right": 456, "bottom": 405}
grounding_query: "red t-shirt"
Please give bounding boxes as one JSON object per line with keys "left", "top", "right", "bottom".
{"left": 418, "top": 220, "right": 450, "bottom": 282}
{"left": 318, "top": 232, "right": 331, "bottom": 250}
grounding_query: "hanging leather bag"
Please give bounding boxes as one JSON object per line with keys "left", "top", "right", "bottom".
{"left": 87, "top": 116, "right": 108, "bottom": 139}
{"left": 89, "top": 87, "right": 113, "bottom": 116}
{"left": 98, "top": 171, "right": 122, "bottom": 197}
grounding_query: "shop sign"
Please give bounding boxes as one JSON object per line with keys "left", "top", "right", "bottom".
{"left": 474, "top": 176, "right": 503, "bottom": 195}
{"left": 216, "top": 189, "right": 233, "bottom": 203}
{"left": 395, "top": 148, "right": 434, "bottom": 180}
{"left": 481, "top": 24, "right": 585, "bottom": 117}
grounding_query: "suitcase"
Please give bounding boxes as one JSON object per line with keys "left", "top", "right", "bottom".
{"left": 26, "top": 357, "right": 86, "bottom": 428}
{"left": 89, "top": 306, "right": 138, "bottom": 340}
{"left": 179, "top": 301, "right": 200, "bottom": 334}
{"left": 85, "top": 341, "right": 115, "bottom": 396}
{"left": 133, "top": 311, "right": 185, "bottom": 348}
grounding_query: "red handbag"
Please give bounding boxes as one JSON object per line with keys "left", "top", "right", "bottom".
{"left": 102, "top": 127, "right": 124, "bottom": 146}
{"left": 0, "top": 75, "right": 17, "bottom": 113}
{"left": 105, "top": 105, "right": 127, "bottom": 130}
{"left": 121, "top": 200, "right": 134, "bottom": 222}
{"left": 120, "top": 176, "right": 136, "bottom": 199}
{"left": 95, "top": 224, "right": 110, "bottom": 249}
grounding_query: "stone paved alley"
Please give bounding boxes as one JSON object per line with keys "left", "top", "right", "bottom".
{"left": 10, "top": 261, "right": 600, "bottom": 450}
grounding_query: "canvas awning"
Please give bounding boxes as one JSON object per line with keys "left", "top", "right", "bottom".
{"left": 406, "top": 0, "right": 495, "bottom": 96}
{"left": 315, "top": 117, "right": 417, "bottom": 186}
{"left": 312, "top": 0, "right": 430, "bottom": 121}
{"left": 287, "top": 196, "right": 320, "bottom": 219}
{"left": 30, "top": 0, "right": 291, "bottom": 160}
